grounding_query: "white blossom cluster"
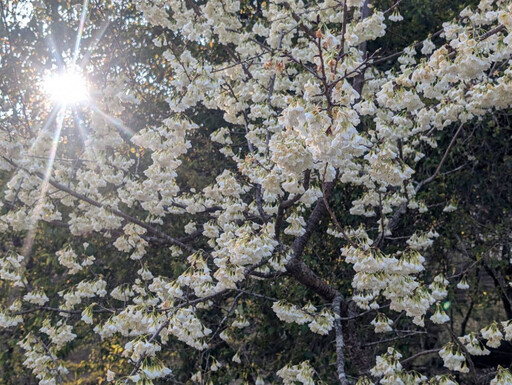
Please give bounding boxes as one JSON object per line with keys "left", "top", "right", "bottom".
{"left": 23, "top": 290, "right": 49, "bottom": 306}
{"left": 370, "top": 347, "right": 426, "bottom": 384}
{"left": 40, "top": 319, "right": 76, "bottom": 348}
{"left": 272, "top": 300, "right": 335, "bottom": 335}
{"left": 342, "top": 242, "right": 445, "bottom": 326}
{"left": 436, "top": 319, "right": 512, "bottom": 373}
{"left": 370, "top": 313, "right": 393, "bottom": 333}
{"left": 491, "top": 366, "right": 512, "bottom": 385}
{"left": 277, "top": 361, "right": 316, "bottom": 385}
{"left": 18, "top": 333, "right": 69, "bottom": 385}
{"left": 0, "top": 253, "right": 26, "bottom": 287}
{"left": 56, "top": 246, "right": 90, "bottom": 274}
{"left": 168, "top": 307, "right": 213, "bottom": 349}
{"left": 439, "top": 342, "right": 469, "bottom": 373}
{"left": 58, "top": 278, "right": 107, "bottom": 309}
{"left": 0, "top": 307, "right": 23, "bottom": 328}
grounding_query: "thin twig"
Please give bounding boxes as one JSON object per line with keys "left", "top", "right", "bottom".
{"left": 400, "top": 348, "right": 441, "bottom": 365}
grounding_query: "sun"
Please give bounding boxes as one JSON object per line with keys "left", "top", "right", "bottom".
{"left": 43, "top": 69, "right": 89, "bottom": 106}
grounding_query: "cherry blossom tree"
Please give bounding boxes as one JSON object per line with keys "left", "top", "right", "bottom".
{"left": 1, "top": 0, "right": 512, "bottom": 384}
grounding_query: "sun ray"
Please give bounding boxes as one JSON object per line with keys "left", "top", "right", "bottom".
{"left": 79, "top": 19, "right": 110, "bottom": 69}
{"left": 46, "top": 34, "right": 64, "bottom": 70}
{"left": 90, "top": 104, "right": 136, "bottom": 138}
{"left": 72, "top": 0, "right": 90, "bottom": 65}
{"left": 6, "top": 105, "right": 60, "bottom": 188}
{"left": 20, "top": 0, "right": 108, "bottom": 257}
{"left": 71, "top": 108, "right": 102, "bottom": 165}
{"left": 22, "top": 108, "right": 65, "bottom": 258}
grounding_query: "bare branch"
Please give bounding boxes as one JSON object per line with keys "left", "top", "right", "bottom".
{"left": 400, "top": 348, "right": 441, "bottom": 365}
{"left": 417, "top": 122, "right": 465, "bottom": 188}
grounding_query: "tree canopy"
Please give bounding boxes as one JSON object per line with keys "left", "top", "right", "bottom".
{"left": 0, "top": 0, "right": 512, "bottom": 384}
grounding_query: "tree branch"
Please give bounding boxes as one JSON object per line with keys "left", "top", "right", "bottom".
{"left": 3, "top": 157, "right": 197, "bottom": 253}
{"left": 400, "top": 348, "right": 441, "bottom": 366}
{"left": 333, "top": 295, "right": 350, "bottom": 385}
{"left": 285, "top": 182, "right": 339, "bottom": 301}
{"left": 373, "top": 123, "right": 465, "bottom": 248}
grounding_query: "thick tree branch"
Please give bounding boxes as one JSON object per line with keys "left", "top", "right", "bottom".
{"left": 333, "top": 295, "right": 350, "bottom": 385}
{"left": 285, "top": 182, "right": 339, "bottom": 301}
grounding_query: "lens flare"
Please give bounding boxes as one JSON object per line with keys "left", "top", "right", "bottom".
{"left": 43, "top": 69, "right": 89, "bottom": 106}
